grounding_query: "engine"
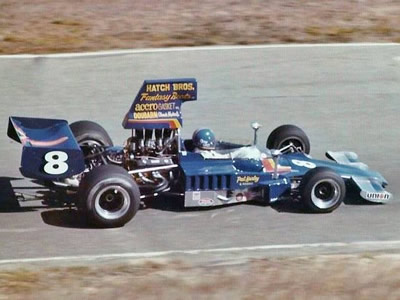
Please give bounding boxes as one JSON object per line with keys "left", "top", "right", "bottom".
{"left": 80, "top": 129, "right": 180, "bottom": 195}
{"left": 123, "top": 128, "right": 178, "bottom": 167}
{"left": 123, "top": 129, "right": 179, "bottom": 194}
{"left": 87, "top": 128, "right": 178, "bottom": 196}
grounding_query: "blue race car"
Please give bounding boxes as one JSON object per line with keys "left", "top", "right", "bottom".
{"left": 7, "top": 78, "right": 392, "bottom": 227}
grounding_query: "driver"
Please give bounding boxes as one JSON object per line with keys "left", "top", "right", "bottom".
{"left": 191, "top": 128, "right": 291, "bottom": 173}
{"left": 192, "top": 128, "right": 217, "bottom": 152}
{"left": 192, "top": 128, "right": 260, "bottom": 159}
{"left": 192, "top": 128, "right": 231, "bottom": 159}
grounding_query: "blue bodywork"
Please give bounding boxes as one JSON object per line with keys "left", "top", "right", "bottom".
{"left": 178, "top": 148, "right": 290, "bottom": 207}
{"left": 177, "top": 140, "right": 391, "bottom": 206}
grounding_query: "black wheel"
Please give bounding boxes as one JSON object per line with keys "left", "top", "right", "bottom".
{"left": 299, "top": 167, "right": 345, "bottom": 213}
{"left": 78, "top": 165, "right": 140, "bottom": 228}
{"left": 267, "top": 124, "right": 310, "bottom": 154}
{"left": 70, "top": 120, "right": 113, "bottom": 147}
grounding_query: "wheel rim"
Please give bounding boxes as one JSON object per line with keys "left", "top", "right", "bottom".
{"left": 311, "top": 179, "right": 341, "bottom": 209}
{"left": 80, "top": 139, "right": 102, "bottom": 155}
{"left": 94, "top": 185, "right": 130, "bottom": 220}
{"left": 278, "top": 137, "right": 306, "bottom": 152}
{"left": 80, "top": 139, "right": 102, "bottom": 147}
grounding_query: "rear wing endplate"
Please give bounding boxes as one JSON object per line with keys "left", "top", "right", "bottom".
{"left": 8, "top": 116, "right": 85, "bottom": 180}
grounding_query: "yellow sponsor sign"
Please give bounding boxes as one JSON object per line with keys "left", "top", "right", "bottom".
{"left": 171, "top": 92, "right": 192, "bottom": 100}
{"left": 140, "top": 92, "right": 193, "bottom": 102}
{"left": 143, "top": 82, "right": 194, "bottom": 94}
{"left": 133, "top": 111, "right": 158, "bottom": 119}
{"left": 146, "top": 83, "right": 171, "bottom": 92}
{"left": 140, "top": 93, "right": 171, "bottom": 102}
{"left": 236, "top": 175, "right": 260, "bottom": 185}
{"left": 173, "top": 82, "right": 195, "bottom": 91}
{"left": 134, "top": 102, "right": 176, "bottom": 112}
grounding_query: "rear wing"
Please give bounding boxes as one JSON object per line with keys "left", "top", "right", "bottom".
{"left": 8, "top": 116, "right": 85, "bottom": 180}
{"left": 122, "top": 78, "right": 197, "bottom": 129}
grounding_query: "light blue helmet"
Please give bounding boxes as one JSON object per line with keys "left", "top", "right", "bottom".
{"left": 192, "top": 128, "right": 216, "bottom": 150}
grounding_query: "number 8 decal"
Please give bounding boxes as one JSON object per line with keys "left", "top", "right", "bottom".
{"left": 291, "top": 159, "right": 316, "bottom": 169}
{"left": 44, "top": 151, "right": 69, "bottom": 175}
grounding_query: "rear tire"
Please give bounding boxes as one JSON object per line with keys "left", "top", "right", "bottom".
{"left": 70, "top": 120, "right": 113, "bottom": 147}
{"left": 78, "top": 165, "right": 140, "bottom": 228}
{"left": 267, "top": 124, "right": 310, "bottom": 154}
{"left": 299, "top": 167, "right": 345, "bottom": 213}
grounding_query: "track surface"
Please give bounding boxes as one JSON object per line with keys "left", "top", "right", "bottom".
{"left": 0, "top": 44, "right": 399, "bottom": 262}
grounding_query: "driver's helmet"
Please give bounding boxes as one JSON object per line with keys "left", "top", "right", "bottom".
{"left": 192, "top": 128, "right": 216, "bottom": 150}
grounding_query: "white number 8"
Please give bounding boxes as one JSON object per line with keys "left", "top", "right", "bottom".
{"left": 44, "top": 151, "right": 69, "bottom": 175}
{"left": 291, "top": 159, "right": 316, "bottom": 169}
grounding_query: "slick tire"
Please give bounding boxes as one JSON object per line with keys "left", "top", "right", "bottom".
{"left": 70, "top": 120, "right": 113, "bottom": 147}
{"left": 299, "top": 167, "right": 345, "bottom": 213}
{"left": 267, "top": 124, "right": 310, "bottom": 154}
{"left": 78, "top": 165, "right": 140, "bottom": 228}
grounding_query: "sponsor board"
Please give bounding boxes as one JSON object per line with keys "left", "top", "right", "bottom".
{"left": 123, "top": 78, "right": 197, "bottom": 129}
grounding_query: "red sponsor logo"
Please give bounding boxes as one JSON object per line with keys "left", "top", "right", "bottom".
{"left": 198, "top": 198, "right": 214, "bottom": 206}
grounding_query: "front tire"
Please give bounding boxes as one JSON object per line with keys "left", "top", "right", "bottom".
{"left": 299, "top": 167, "right": 345, "bottom": 213}
{"left": 267, "top": 124, "right": 310, "bottom": 154}
{"left": 78, "top": 165, "right": 140, "bottom": 228}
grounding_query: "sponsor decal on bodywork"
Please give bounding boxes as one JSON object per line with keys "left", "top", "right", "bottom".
{"left": 192, "top": 191, "right": 201, "bottom": 201}
{"left": 291, "top": 159, "right": 316, "bottom": 169}
{"left": 235, "top": 191, "right": 258, "bottom": 202}
{"left": 235, "top": 193, "right": 245, "bottom": 202}
{"left": 353, "top": 176, "right": 392, "bottom": 203}
{"left": 198, "top": 198, "right": 214, "bottom": 206}
{"left": 184, "top": 190, "right": 262, "bottom": 207}
{"left": 237, "top": 175, "right": 260, "bottom": 185}
{"left": 191, "top": 192, "right": 214, "bottom": 206}
{"left": 262, "top": 158, "right": 292, "bottom": 173}
{"left": 361, "top": 191, "right": 391, "bottom": 201}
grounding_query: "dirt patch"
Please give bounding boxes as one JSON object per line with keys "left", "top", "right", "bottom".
{"left": 1, "top": 254, "right": 400, "bottom": 299}
{"left": 0, "top": 0, "right": 399, "bottom": 54}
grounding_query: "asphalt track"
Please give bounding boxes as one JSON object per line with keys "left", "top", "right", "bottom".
{"left": 0, "top": 43, "right": 399, "bottom": 265}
